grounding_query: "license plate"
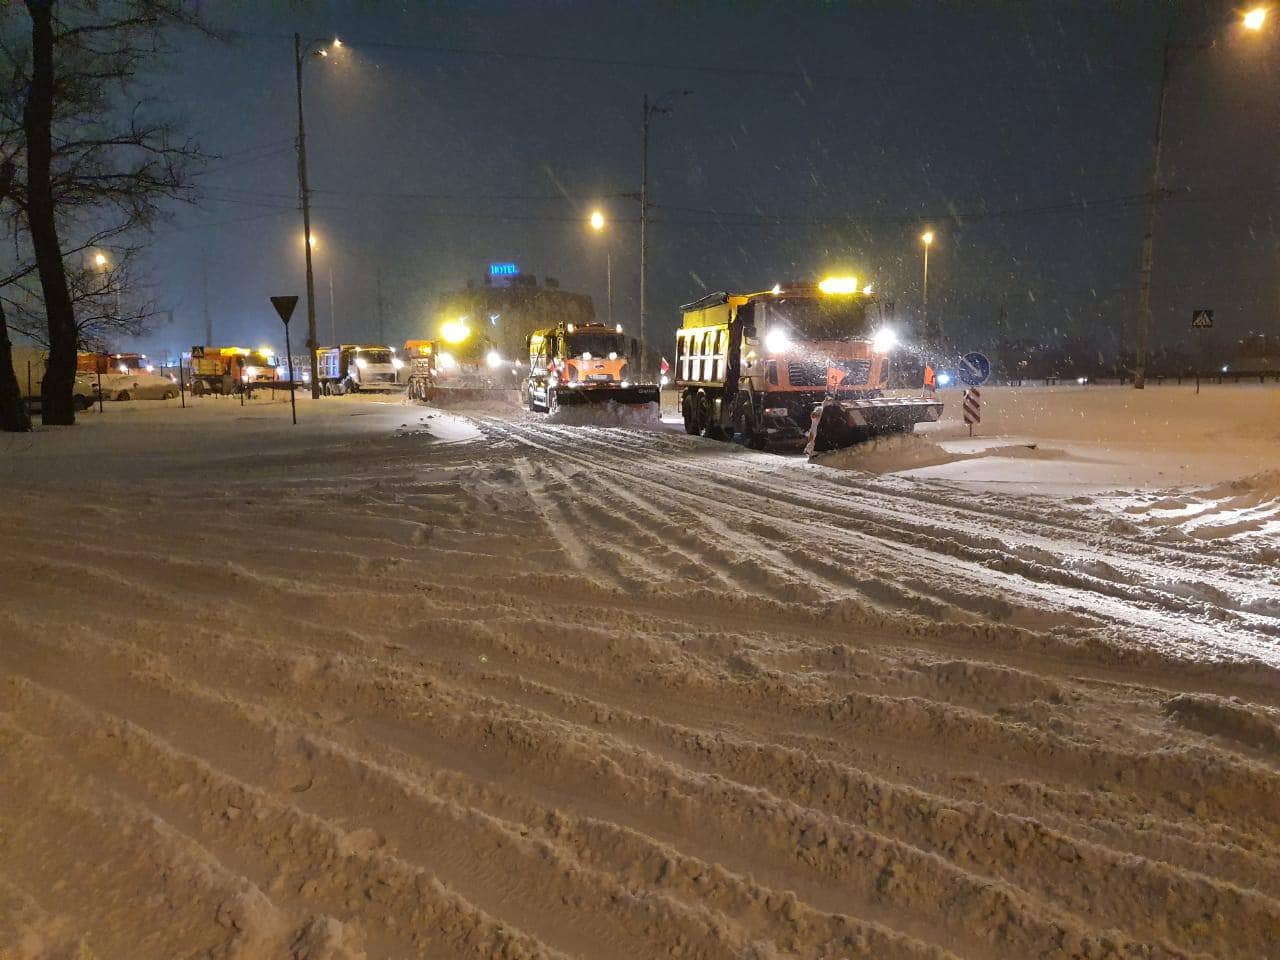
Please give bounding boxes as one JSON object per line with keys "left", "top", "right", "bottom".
{"left": 587, "top": 374, "right": 612, "bottom": 381}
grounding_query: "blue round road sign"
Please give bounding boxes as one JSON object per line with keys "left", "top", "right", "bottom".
{"left": 958, "top": 352, "right": 991, "bottom": 386}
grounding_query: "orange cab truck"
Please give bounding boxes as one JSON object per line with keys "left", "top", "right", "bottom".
{"left": 188, "top": 346, "right": 277, "bottom": 395}
{"left": 523, "top": 320, "right": 659, "bottom": 412}
{"left": 402, "top": 339, "right": 437, "bottom": 400}
{"left": 675, "top": 277, "right": 942, "bottom": 450}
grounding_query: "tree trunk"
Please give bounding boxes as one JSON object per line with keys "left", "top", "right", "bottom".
{"left": 24, "top": 0, "right": 79, "bottom": 426}
{"left": 0, "top": 160, "right": 31, "bottom": 432}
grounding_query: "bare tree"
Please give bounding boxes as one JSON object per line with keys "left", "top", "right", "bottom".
{"left": 2, "top": 0, "right": 206, "bottom": 425}
{"left": 0, "top": 157, "right": 32, "bottom": 432}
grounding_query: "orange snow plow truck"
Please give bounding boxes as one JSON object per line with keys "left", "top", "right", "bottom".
{"left": 675, "top": 277, "right": 942, "bottom": 451}
{"left": 523, "top": 320, "right": 659, "bottom": 412}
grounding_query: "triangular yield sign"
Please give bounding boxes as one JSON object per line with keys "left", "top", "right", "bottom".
{"left": 270, "top": 295, "right": 300, "bottom": 325}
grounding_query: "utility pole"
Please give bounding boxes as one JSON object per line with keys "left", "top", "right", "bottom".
{"left": 1134, "top": 31, "right": 1172, "bottom": 390}
{"left": 201, "top": 245, "right": 212, "bottom": 345}
{"left": 295, "top": 32, "right": 321, "bottom": 399}
{"left": 328, "top": 257, "right": 336, "bottom": 345}
{"left": 639, "top": 90, "right": 690, "bottom": 380}
{"left": 640, "top": 94, "right": 650, "bottom": 379}
{"left": 376, "top": 263, "right": 386, "bottom": 345}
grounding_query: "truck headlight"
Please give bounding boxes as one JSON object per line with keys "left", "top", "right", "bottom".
{"left": 485, "top": 350, "right": 502, "bottom": 369}
{"left": 392, "top": 357, "right": 404, "bottom": 370}
{"left": 871, "top": 327, "right": 898, "bottom": 354}
{"left": 355, "top": 357, "right": 368, "bottom": 369}
{"left": 763, "top": 328, "right": 791, "bottom": 354}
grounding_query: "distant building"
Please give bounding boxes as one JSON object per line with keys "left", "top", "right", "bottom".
{"left": 430, "top": 266, "right": 596, "bottom": 363}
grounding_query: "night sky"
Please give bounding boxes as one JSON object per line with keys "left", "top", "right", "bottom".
{"left": 131, "top": 1, "right": 1279, "bottom": 363}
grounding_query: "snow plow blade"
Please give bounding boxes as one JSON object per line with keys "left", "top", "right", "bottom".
{"left": 554, "top": 384, "right": 661, "bottom": 406}
{"left": 807, "top": 396, "right": 944, "bottom": 452}
{"left": 418, "top": 386, "right": 519, "bottom": 403}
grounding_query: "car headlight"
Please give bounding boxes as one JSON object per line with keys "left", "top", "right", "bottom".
{"left": 871, "top": 327, "right": 898, "bottom": 354}
{"left": 763, "top": 328, "right": 791, "bottom": 354}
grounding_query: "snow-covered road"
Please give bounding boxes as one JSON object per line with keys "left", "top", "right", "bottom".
{"left": 2, "top": 396, "right": 1278, "bottom": 959}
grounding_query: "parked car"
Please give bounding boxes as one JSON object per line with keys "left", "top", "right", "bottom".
{"left": 98, "top": 372, "right": 179, "bottom": 401}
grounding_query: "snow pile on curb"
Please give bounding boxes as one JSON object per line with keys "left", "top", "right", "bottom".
{"left": 814, "top": 434, "right": 965, "bottom": 473}
{"left": 548, "top": 400, "right": 660, "bottom": 427}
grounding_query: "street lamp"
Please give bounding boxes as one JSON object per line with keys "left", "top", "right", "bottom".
{"left": 639, "top": 89, "right": 692, "bottom": 380}
{"left": 589, "top": 209, "right": 612, "bottom": 326}
{"left": 1132, "top": 12, "right": 1267, "bottom": 388}
{"left": 294, "top": 34, "right": 344, "bottom": 398}
{"left": 920, "top": 230, "right": 935, "bottom": 342}
{"left": 93, "top": 252, "right": 108, "bottom": 269}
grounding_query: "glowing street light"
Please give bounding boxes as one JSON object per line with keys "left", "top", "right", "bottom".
{"left": 1244, "top": 6, "right": 1267, "bottom": 30}
{"left": 94, "top": 252, "right": 108, "bottom": 269}
{"left": 920, "top": 230, "right": 936, "bottom": 341}
{"left": 588, "top": 208, "right": 612, "bottom": 325}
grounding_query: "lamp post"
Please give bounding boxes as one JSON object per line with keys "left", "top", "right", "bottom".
{"left": 639, "top": 90, "right": 691, "bottom": 380}
{"left": 920, "top": 230, "right": 935, "bottom": 342}
{"left": 589, "top": 209, "right": 612, "bottom": 326}
{"left": 294, "top": 34, "right": 342, "bottom": 399}
{"left": 1133, "top": 8, "right": 1268, "bottom": 388}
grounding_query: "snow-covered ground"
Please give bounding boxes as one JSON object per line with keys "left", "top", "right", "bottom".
{"left": 1, "top": 387, "right": 1278, "bottom": 959}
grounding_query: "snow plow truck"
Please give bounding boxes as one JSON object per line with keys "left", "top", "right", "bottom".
{"left": 675, "top": 277, "right": 942, "bottom": 451}
{"left": 314, "top": 344, "right": 402, "bottom": 395}
{"left": 524, "top": 320, "right": 659, "bottom": 412}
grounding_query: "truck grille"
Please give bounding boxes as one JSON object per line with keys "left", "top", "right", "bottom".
{"left": 838, "top": 358, "right": 873, "bottom": 385}
{"left": 786, "top": 360, "right": 827, "bottom": 387}
{"left": 786, "top": 358, "right": 873, "bottom": 387}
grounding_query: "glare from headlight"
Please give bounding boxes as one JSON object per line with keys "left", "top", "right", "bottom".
{"left": 871, "top": 327, "right": 898, "bottom": 354}
{"left": 763, "top": 328, "right": 791, "bottom": 354}
{"left": 485, "top": 350, "right": 502, "bottom": 369}
{"left": 355, "top": 357, "right": 368, "bottom": 369}
{"left": 437, "top": 351, "right": 457, "bottom": 370}
{"left": 392, "top": 357, "right": 404, "bottom": 370}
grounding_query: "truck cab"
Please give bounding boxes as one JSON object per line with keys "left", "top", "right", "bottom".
{"left": 676, "top": 278, "right": 941, "bottom": 450}
{"left": 524, "top": 321, "right": 658, "bottom": 412}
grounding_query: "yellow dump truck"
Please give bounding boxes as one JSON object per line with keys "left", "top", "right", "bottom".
{"left": 675, "top": 277, "right": 941, "bottom": 450}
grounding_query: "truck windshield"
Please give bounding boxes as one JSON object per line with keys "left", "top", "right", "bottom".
{"left": 759, "top": 297, "right": 871, "bottom": 340}
{"left": 355, "top": 349, "right": 392, "bottom": 364}
{"left": 566, "top": 333, "right": 626, "bottom": 358}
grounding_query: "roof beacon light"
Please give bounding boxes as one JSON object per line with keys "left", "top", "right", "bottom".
{"left": 818, "top": 276, "right": 860, "bottom": 295}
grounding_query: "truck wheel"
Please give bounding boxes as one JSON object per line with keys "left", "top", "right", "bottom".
{"left": 192, "top": 380, "right": 205, "bottom": 396}
{"left": 345, "top": 378, "right": 358, "bottom": 394}
{"left": 699, "top": 392, "right": 731, "bottom": 441}
{"left": 681, "top": 392, "right": 700, "bottom": 435}
{"left": 734, "top": 391, "right": 766, "bottom": 449}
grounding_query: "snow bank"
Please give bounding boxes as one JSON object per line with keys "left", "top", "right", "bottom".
{"left": 547, "top": 400, "right": 660, "bottom": 427}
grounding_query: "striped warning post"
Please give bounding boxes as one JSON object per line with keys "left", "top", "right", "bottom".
{"left": 963, "top": 387, "right": 981, "bottom": 435}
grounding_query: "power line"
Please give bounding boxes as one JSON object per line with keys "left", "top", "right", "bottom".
{"left": 232, "top": 30, "right": 1124, "bottom": 90}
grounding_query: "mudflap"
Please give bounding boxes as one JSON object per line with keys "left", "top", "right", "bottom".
{"left": 552, "top": 384, "right": 661, "bottom": 407}
{"left": 805, "top": 396, "right": 944, "bottom": 454}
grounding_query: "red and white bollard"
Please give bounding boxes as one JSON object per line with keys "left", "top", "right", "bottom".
{"left": 963, "top": 387, "right": 981, "bottom": 437}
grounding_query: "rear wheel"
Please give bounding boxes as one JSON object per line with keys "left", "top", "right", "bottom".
{"left": 162, "top": 389, "right": 176, "bottom": 400}
{"left": 115, "top": 390, "right": 130, "bottom": 402}
{"left": 192, "top": 380, "right": 206, "bottom": 396}
{"left": 700, "top": 392, "right": 731, "bottom": 441}
{"left": 681, "top": 391, "right": 699, "bottom": 435}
